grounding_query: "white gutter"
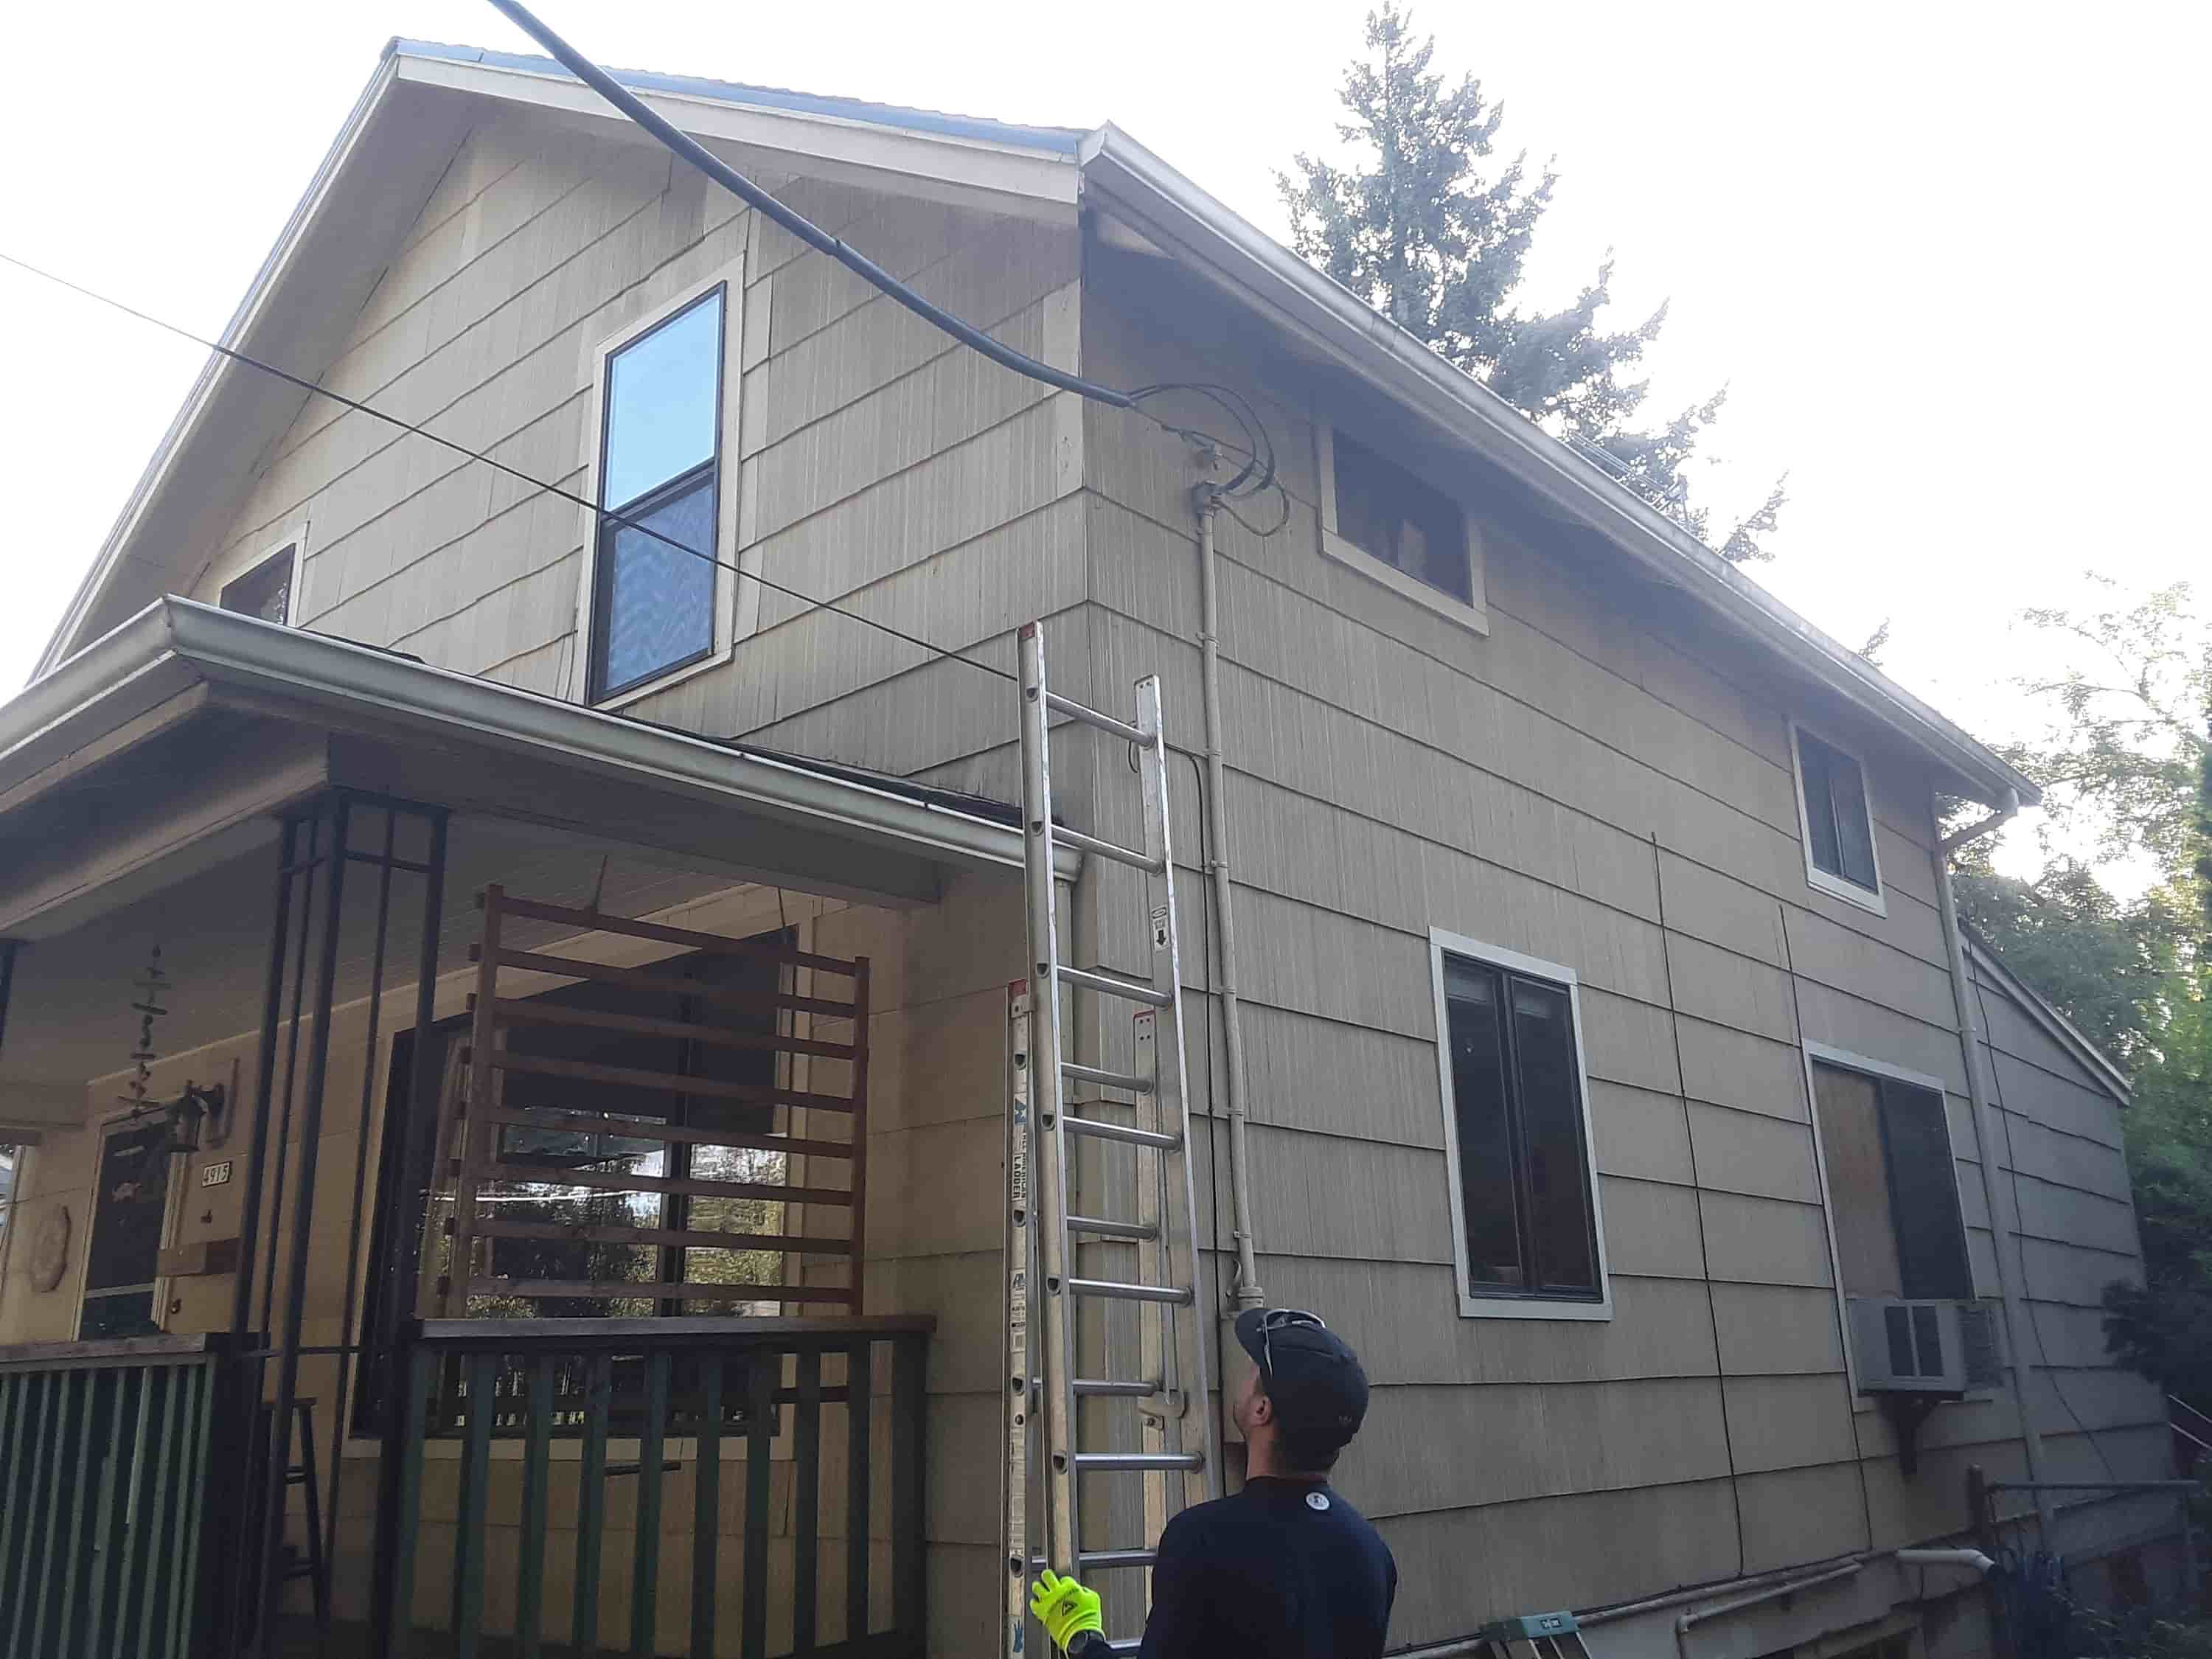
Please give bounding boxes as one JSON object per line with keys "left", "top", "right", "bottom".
{"left": 6, "top": 599, "right": 1077, "bottom": 884}
{"left": 1077, "top": 125, "right": 2039, "bottom": 811}
{"left": 1931, "top": 789, "right": 2055, "bottom": 1538}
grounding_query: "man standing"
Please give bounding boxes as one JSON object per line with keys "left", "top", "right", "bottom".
{"left": 1029, "top": 1307, "right": 1397, "bottom": 1658}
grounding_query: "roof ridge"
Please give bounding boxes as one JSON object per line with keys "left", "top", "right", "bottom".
{"left": 389, "top": 37, "right": 1088, "bottom": 153}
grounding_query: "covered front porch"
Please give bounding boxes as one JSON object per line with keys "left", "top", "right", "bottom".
{"left": 0, "top": 600, "right": 1053, "bottom": 1657}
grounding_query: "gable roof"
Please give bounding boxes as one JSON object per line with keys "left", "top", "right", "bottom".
{"left": 35, "top": 38, "right": 2040, "bottom": 810}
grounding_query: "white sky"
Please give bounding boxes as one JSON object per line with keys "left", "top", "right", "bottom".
{"left": 4, "top": 1, "right": 2205, "bottom": 881}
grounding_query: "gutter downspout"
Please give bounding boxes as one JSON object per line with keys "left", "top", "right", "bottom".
{"left": 1933, "top": 787, "right": 2056, "bottom": 1540}
{"left": 1194, "top": 486, "right": 1265, "bottom": 1310}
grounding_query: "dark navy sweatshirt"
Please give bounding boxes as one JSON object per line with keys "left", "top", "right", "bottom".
{"left": 1072, "top": 1476, "right": 1397, "bottom": 1658}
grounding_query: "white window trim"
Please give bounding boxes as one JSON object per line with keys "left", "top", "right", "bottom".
{"left": 1316, "top": 422, "right": 1490, "bottom": 635}
{"left": 1789, "top": 718, "right": 1888, "bottom": 917}
{"left": 74, "top": 1108, "right": 187, "bottom": 1340}
{"left": 1427, "top": 928, "right": 1613, "bottom": 1321}
{"left": 1799, "top": 1040, "right": 1984, "bottom": 1397}
{"left": 567, "top": 255, "right": 753, "bottom": 709}
{"left": 203, "top": 520, "right": 308, "bottom": 625}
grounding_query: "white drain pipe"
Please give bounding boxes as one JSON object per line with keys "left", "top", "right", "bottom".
{"left": 1933, "top": 788, "right": 2055, "bottom": 1540}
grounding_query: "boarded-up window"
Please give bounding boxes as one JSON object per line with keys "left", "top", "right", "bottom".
{"left": 1812, "top": 1060, "right": 1973, "bottom": 1301}
{"left": 1795, "top": 728, "right": 1880, "bottom": 895}
{"left": 1331, "top": 431, "right": 1473, "bottom": 605}
{"left": 1440, "top": 952, "right": 1600, "bottom": 1300}
{"left": 219, "top": 543, "right": 296, "bottom": 625}
{"left": 590, "top": 287, "right": 725, "bottom": 698}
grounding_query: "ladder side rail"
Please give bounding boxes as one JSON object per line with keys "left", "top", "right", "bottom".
{"left": 1135, "top": 675, "right": 1220, "bottom": 1510}
{"left": 1018, "top": 624, "right": 1085, "bottom": 1585}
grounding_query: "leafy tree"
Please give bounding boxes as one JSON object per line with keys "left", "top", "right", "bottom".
{"left": 1279, "top": 2, "right": 1788, "bottom": 561}
{"left": 1953, "top": 580, "right": 2212, "bottom": 1408}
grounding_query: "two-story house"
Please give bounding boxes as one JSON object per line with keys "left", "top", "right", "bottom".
{"left": 0, "top": 36, "right": 2181, "bottom": 1659}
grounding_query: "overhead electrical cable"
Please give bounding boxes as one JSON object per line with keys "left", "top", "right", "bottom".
{"left": 481, "top": 0, "right": 1284, "bottom": 509}
{"left": 0, "top": 246, "right": 1029, "bottom": 684}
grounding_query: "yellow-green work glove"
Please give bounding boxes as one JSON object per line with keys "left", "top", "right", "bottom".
{"left": 1029, "top": 1568, "right": 1104, "bottom": 1653}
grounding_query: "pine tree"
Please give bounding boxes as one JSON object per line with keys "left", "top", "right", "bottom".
{"left": 1280, "top": 3, "right": 1787, "bottom": 563}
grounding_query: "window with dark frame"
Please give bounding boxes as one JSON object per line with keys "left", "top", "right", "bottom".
{"left": 353, "top": 936, "right": 791, "bottom": 1433}
{"left": 1440, "top": 952, "right": 1601, "bottom": 1301}
{"left": 590, "top": 286, "right": 726, "bottom": 700}
{"left": 219, "top": 543, "right": 297, "bottom": 625}
{"left": 1796, "top": 727, "right": 1880, "bottom": 894}
{"left": 1330, "top": 431, "right": 1474, "bottom": 605}
{"left": 1811, "top": 1060, "right": 1974, "bottom": 1303}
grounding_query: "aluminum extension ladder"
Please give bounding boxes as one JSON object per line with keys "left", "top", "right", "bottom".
{"left": 1003, "top": 620, "right": 1219, "bottom": 1657}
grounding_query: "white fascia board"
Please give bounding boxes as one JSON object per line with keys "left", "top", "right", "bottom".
{"left": 392, "top": 51, "right": 1079, "bottom": 216}
{"left": 8, "top": 599, "right": 1072, "bottom": 886}
{"left": 32, "top": 58, "right": 402, "bottom": 681}
{"left": 1077, "top": 124, "right": 2039, "bottom": 811}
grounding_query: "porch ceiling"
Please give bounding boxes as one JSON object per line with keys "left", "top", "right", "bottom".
{"left": 0, "top": 597, "right": 1062, "bottom": 1131}
{"left": 0, "top": 597, "right": 1069, "bottom": 940}
{"left": 0, "top": 807, "right": 787, "bottom": 1113}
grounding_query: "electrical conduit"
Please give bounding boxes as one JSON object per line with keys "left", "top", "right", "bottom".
{"left": 1195, "top": 487, "right": 1265, "bottom": 1310}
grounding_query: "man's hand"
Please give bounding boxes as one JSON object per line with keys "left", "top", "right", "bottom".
{"left": 1029, "top": 1568, "right": 1105, "bottom": 1653}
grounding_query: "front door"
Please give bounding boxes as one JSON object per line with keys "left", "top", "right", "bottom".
{"left": 78, "top": 1116, "right": 177, "bottom": 1338}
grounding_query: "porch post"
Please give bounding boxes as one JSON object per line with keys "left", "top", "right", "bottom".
{"left": 227, "top": 815, "right": 299, "bottom": 1343}
{"left": 257, "top": 795, "right": 352, "bottom": 1654}
{"left": 367, "top": 804, "right": 448, "bottom": 1658}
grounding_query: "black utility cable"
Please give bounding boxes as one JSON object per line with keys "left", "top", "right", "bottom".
{"left": 0, "top": 248, "right": 1023, "bottom": 686}
{"left": 483, "top": 0, "right": 1284, "bottom": 509}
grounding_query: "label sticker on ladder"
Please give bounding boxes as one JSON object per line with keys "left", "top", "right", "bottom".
{"left": 1151, "top": 904, "right": 1170, "bottom": 948}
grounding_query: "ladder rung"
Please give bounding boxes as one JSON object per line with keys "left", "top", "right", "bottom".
{"left": 1080, "top": 1547, "right": 1159, "bottom": 1571}
{"left": 1062, "top": 1114, "right": 1180, "bottom": 1152}
{"left": 1032, "top": 1548, "right": 1159, "bottom": 1572}
{"left": 1056, "top": 964, "right": 1170, "bottom": 1007}
{"left": 1066, "top": 1214, "right": 1157, "bottom": 1242}
{"left": 1062, "top": 1060, "right": 1152, "bottom": 1095}
{"left": 1067, "top": 1277, "right": 1194, "bottom": 1306}
{"left": 1074, "top": 1451, "right": 1203, "bottom": 1472}
{"left": 1044, "top": 691, "right": 1156, "bottom": 749}
{"left": 1103, "top": 1643, "right": 1141, "bottom": 1658}
{"left": 1073, "top": 1377, "right": 1158, "bottom": 1397}
{"left": 1050, "top": 823, "right": 1165, "bottom": 874}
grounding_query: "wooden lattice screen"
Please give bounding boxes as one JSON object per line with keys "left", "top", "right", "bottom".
{"left": 439, "top": 885, "right": 870, "bottom": 1315}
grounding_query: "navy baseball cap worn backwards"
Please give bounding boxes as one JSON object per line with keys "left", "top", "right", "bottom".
{"left": 1234, "top": 1307, "right": 1370, "bottom": 1448}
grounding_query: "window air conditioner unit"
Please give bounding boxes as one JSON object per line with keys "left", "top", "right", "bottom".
{"left": 1848, "top": 1298, "right": 2003, "bottom": 1394}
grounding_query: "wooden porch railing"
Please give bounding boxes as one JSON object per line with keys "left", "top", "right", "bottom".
{"left": 381, "top": 1315, "right": 930, "bottom": 1659}
{"left": 0, "top": 1334, "right": 241, "bottom": 1659}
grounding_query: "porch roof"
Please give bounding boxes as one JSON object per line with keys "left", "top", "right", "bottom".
{"left": 0, "top": 596, "right": 1070, "bottom": 939}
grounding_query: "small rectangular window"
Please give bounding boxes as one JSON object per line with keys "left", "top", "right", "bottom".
{"left": 1330, "top": 431, "right": 1474, "bottom": 605}
{"left": 1811, "top": 1057, "right": 1973, "bottom": 1304}
{"left": 220, "top": 543, "right": 298, "bottom": 625}
{"left": 1794, "top": 725, "right": 1882, "bottom": 902}
{"left": 1433, "top": 936, "right": 1606, "bottom": 1314}
{"left": 591, "top": 287, "right": 726, "bottom": 700}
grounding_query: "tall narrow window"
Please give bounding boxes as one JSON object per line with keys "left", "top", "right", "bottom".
{"left": 591, "top": 287, "right": 726, "bottom": 699}
{"left": 1794, "top": 725, "right": 1882, "bottom": 905}
{"left": 1431, "top": 933, "right": 1607, "bottom": 1315}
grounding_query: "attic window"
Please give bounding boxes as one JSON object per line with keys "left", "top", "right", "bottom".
{"left": 1792, "top": 723, "right": 1885, "bottom": 911}
{"left": 1318, "top": 423, "right": 1487, "bottom": 630}
{"left": 220, "top": 543, "right": 298, "bottom": 625}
